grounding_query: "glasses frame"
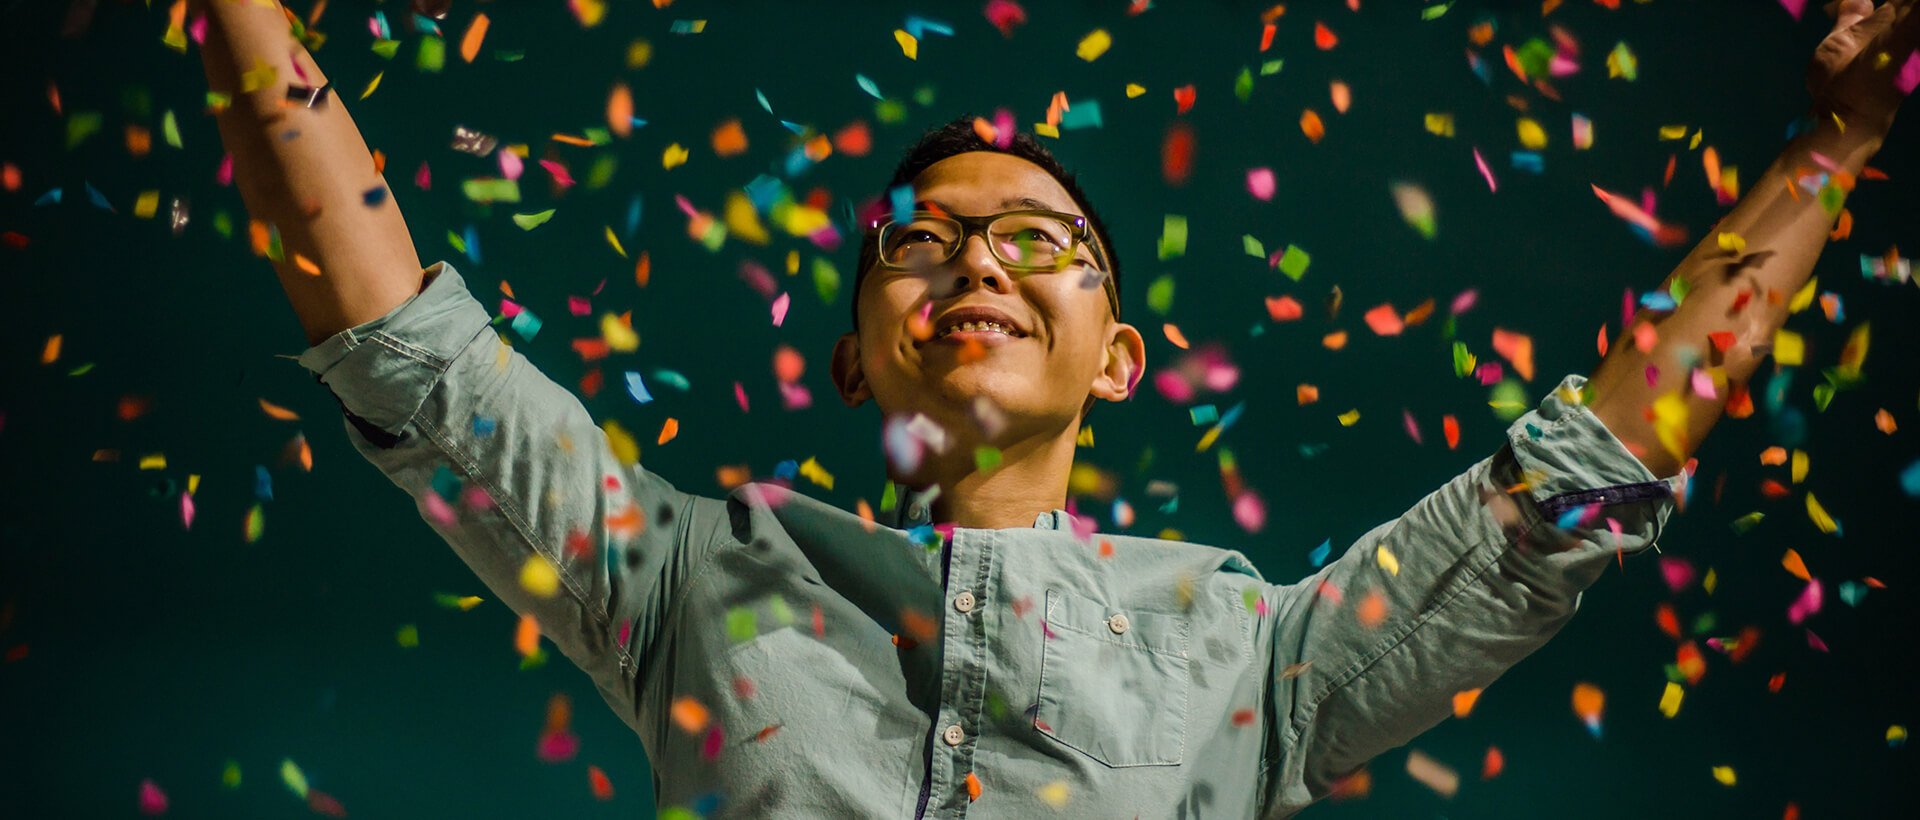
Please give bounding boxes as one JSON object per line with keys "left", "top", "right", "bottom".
{"left": 866, "top": 208, "right": 1110, "bottom": 276}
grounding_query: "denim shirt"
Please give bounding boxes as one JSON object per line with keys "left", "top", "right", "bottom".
{"left": 297, "top": 262, "right": 1682, "bottom": 818}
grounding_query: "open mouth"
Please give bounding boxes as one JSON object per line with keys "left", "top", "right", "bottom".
{"left": 933, "top": 320, "right": 1027, "bottom": 340}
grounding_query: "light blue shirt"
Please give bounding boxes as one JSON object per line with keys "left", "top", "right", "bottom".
{"left": 298, "top": 262, "right": 1682, "bottom": 818}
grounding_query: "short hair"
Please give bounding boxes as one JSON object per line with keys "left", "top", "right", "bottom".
{"left": 850, "top": 115, "right": 1122, "bottom": 331}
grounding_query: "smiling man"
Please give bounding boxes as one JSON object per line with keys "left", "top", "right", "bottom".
{"left": 196, "top": 0, "right": 1914, "bottom": 816}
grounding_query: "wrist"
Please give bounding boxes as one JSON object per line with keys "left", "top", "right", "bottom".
{"left": 1792, "top": 108, "right": 1886, "bottom": 172}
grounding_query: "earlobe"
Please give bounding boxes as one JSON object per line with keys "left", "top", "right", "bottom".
{"left": 831, "top": 332, "right": 872, "bottom": 407}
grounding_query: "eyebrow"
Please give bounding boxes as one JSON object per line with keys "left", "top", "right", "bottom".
{"left": 915, "top": 196, "right": 1062, "bottom": 214}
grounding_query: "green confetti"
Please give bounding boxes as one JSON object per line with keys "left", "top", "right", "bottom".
{"left": 1234, "top": 66, "right": 1253, "bottom": 102}
{"left": 280, "top": 758, "right": 309, "bottom": 799}
{"left": 161, "top": 110, "right": 182, "bottom": 149}
{"left": 1146, "top": 274, "right": 1175, "bottom": 315}
{"left": 417, "top": 36, "right": 446, "bottom": 72}
{"left": 813, "top": 256, "right": 840, "bottom": 303}
{"left": 371, "top": 39, "right": 400, "bottom": 59}
{"left": 726, "top": 607, "right": 758, "bottom": 642}
{"left": 974, "top": 446, "right": 1003, "bottom": 471}
{"left": 66, "top": 111, "right": 102, "bottom": 150}
{"left": 446, "top": 229, "right": 466, "bottom": 253}
{"left": 1259, "top": 59, "right": 1284, "bottom": 76}
{"left": 512, "top": 209, "right": 556, "bottom": 230}
{"left": 1242, "top": 234, "right": 1264, "bottom": 258}
{"left": 396, "top": 624, "right": 419, "bottom": 647}
{"left": 222, "top": 760, "right": 242, "bottom": 789}
{"left": 1157, "top": 214, "right": 1187, "bottom": 261}
{"left": 1421, "top": 2, "right": 1455, "bottom": 20}
{"left": 1277, "top": 244, "right": 1310, "bottom": 281}
{"left": 461, "top": 178, "right": 521, "bottom": 204}
{"left": 1452, "top": 341, "right": 1476, "bottom": 377}
{"left": 1488, "top": 379, "right": 1529, "bottom": 421}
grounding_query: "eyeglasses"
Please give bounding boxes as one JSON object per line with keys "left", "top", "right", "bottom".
{"left": 868, "top": 209, "right": 1108, "bottom": 275}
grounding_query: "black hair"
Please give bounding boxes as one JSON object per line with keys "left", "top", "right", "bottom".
{"left": 850, "top": 115, "right": 1122, "bottom": 330}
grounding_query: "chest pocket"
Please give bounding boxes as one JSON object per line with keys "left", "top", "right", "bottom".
{"left": 1035, "top": 588, "right": 1190, "bottom": 767}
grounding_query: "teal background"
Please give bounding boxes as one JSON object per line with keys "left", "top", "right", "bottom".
{"left": 2, "top": 0, "right": 1917, "bottom": 816}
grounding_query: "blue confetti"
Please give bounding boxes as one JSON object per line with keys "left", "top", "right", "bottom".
{"left": 904, "top": 15, "right": 953, "bottom": 39}
{"left": 625, "top": 194, "right": 643, "bottom": 236}
{"left": 650, "top": 369, "right": 690, "bottom": 391}
{"left": 509, "top": 309, "right": 541, "bottom": 341}
{"left": 463, "top": 224, "right": 482, "bottom": 264}
{"left": 1638, "top": 290, "right": 1677, "bottom": 311}
{"left": 33, "top": 188, "right": 61, "bottom": 206}
{"left": 1509, "top": 151, "right": 1544, "bottom": 174}
{"left": 472, "top": 415, "right": 496, "bottom": 438}
{"left": 84, "top": 182, "right": 113, "bottom": 212}
{"left": 773, "top": 459, "right": 798, "bottom": 480}
{"left": 362, "top": 186, "right": 389, "bottom": 207}
{"left": 254, "top": 464, "right": 273, "bottom": 502}
{"left": 856, "top": 73, "right": 884, "bottom": 100}
{"left": 1218, "top": 401, "right": 1246, "bottom": 430}
{"left": 1307, "top": 538, "right": 1331, "bottom": 567}
{"left": 625, "top": 371, "right": 653, "bottom": 404}
{"left": 1190, "top": 404, "right": 1219, "bottom": 426}
{"left": 1902, "top": 459, "right": 1920, "bottom": 497}
{"left": 889, "top": 184, "right": 914, "bottom": 228}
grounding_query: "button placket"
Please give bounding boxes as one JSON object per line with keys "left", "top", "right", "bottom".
{"left": 924, "top": 528, "right": 996, "bottom": 815}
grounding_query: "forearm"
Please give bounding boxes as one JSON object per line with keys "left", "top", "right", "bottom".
{"left": 197, "top": 0, "right": 423, "bottom": 346}
{"left": 1587, "top": 116, "right": 1886, "bottom": 478}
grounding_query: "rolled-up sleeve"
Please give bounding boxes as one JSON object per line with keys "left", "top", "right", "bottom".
{"left": 297, "top": 260, "right": 716, "bottom": 735}
{"left": 1257, "top": 373, "right": 1684, "bottom": 818}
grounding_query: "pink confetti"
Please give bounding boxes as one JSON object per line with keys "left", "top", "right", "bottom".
{"left": 1657, "top": 555, "right": 1696, "bottom": 594}
{"left": 733, "top": 381, "right": 749, "bottom": 413}
{"left": 1806, "top": 628, "right": 1828, "bottom": 652}
{"left": 1787, "top": 579, "right": 1824, "bottom": 625}
{"left": 138, "top": 779, "right": 168, "bottom": 816}
{"left": 567, "top": 295, "right": 591, "bottom": 316}
{"left": 421, "top": 491, "right": 457, "bottom": 528}
{"left": 1232, "top": 490, "right": 1266, "bottom": 533}
{"left": 498, "top": 149, "right": 523, "bottom": 181}
{"left": 413, "top": 161, "right": 431, "bottom": 190}
{"left": 1154, "top": 369, "right": 1195, "bottom": 403}
{"left": 984, "top": 0, "right": 1027, "bottom": 37}
{"left": 1449, "top": 288, "right": 1478, "bottom": 315}
{"left": 1473, "top": 361, "right": 1503, "bottom": 386}
{"left": 1778, "top": 0, "right": 1806, "bottom": 21}
{"left": 188, "top": 14, "right": 207, "bottom": 45}
{"left": 778, "top": 380, "right": 812, "bottom": 411}
{"left": 1898, "top": 50, "right": 1920, "bottom": 96}
{"left": 1402, "top": 408, "right": 1422, "bottom": 445}
{"left": 701, "top": 725, "right": 725, "bottom": 761}
{"left": 1472, "top": 146, "right": 1497, "bottom": 192}
{"left": 215, "top": 153, "right": 233, "bottom": 186}
{"left": 538, "top": 158, "right": 576, "bottom": 188}
{"left": 180, "top": 492, "right": 195, "bottom": 530}
{"left": 499, "top": 298, "right": 524, "bottom": 318}
{"left": 1246, "top": 167, "right": 1276, "bottom": 201}
{"left": 1645, "top": 364, "right": 1660, "bottom": 387}
{"left": 537, "top": 728, "right": 579, "bottom": 762}
{"left": 1689, "top": 368, "right": 1717, "bottom": 399}
{"left": 771, "top": 292, "right": 790, "bottom": 326}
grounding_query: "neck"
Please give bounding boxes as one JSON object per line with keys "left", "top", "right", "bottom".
{"left": 900, "top": 420, "right": 1078, "bottom": 530}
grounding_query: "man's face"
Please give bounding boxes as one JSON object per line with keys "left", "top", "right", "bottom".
{"left": 831, "top": 151, "right": 1145, "bottom": 460}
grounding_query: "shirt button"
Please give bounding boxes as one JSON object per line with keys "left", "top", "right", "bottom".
{"left": 1107, "top": 613, "right": 1130, "bottom": 635}
{"left": 953, "top": 590, "right": 976, "bottom": 614}
{"left": 942, "top": 723, "right": 966, "bottom": 746}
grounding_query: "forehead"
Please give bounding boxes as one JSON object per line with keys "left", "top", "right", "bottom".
{"left": 910, "top": 151, "right": 1083, "bottom": 217}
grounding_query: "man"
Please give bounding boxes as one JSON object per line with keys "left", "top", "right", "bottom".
{"left": 196, "top": 0, "right": 1914, "bottom": 816}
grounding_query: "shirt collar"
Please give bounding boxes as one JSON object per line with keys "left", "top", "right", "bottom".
{"left": 877, "top": 479, "right": 1072, "bottom": 532}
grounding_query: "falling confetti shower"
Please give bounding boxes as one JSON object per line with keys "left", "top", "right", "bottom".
{"left": 1, "top": 0, "right": 1917, "bottom": 817}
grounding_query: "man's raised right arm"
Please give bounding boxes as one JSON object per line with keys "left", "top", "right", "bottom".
{"left": 196, "top": 1, "right": 722, "bottom": 733}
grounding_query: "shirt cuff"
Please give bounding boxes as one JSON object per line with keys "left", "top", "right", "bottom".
{"left": 1504, "top": 373, "right": 1685, "bottom": 550}
{"left": 295, "top": 260, "right": 494, "bottom": 434}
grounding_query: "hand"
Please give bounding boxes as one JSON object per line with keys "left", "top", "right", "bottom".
{"left": 1808, "top": 0, "right": 1920, "bottom": 138}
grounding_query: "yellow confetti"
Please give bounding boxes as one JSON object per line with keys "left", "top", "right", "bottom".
{"left": 1375, "top": 544, "right": 1400, "bottom": 576}
{"left": 360, "top": 70, "right": 383, "bottom": 100}
{"left": 1771, "top": 330, "right": 1804, "bottom": 366}
{"left": 1711, "top": 766, "right": 1736, "bottom": 787}
{"left": 1788, "top": 276, "right": 1819, "bottom": 313}
{"left": 1715, "top": 232, "right": 1745, "bottom": 254}
{"left": 1658, "top": 124, "right": 1689, "bottom": 140}
{"left": 1791, "top": 450, "right": 1808, "bottom": 484}
{"left": 1704, "top": 568, "right": 1718, "bottom": 595}
{"left": 1125, "top": 83, "right": 1146, "bottom": 98}
{"left": 604, "top": 225, "right": 627, "bottom": 258}
{"left": 1036, "top": 780, "right": 1071, "bottom": 808}
{"left": 799, "top": 456, "right": 835, "bottom": 490}
{"left": 520, "top": 555, "right": 561, "bottom": 597}
{"left": 139, "top": 453, "right": 167, "bottom": 470}
{"left": 1076, "top": 29, "right": 1111, "bottom": 61}
{"left": 1653, "top": 391, "right": 1689, "bottom": 462}
{"left": 1658, "top": 681, "right": 1684, "bottom": 718}
{"left": 1337, "top": 408, "right": 1361, "bottom": 426}
{"left": 662, "top": 142, "right": 689, "bottom": 170}
{"left": 1424, "top": 112, "right": 1455, "bottom": 137}
{"left": 601, "top": 312, "right": 639, "bottom": 352}
{"left": 894, "top": 29, "right": 918, "bottom": 60}
{"left": 1805, "top": 492, "right": 1837, "bottom": 534}
{"left": 602, "top": 419, "right": 640, "bottom": 467}
{"left": 134, "top": 190, "right": 159, "bottom": 218}
{"left": 1516, "top": 117, "right": 1547, "bottom": 150}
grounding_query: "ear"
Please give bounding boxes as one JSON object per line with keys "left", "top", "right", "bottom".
{"left": 1089, "top": 321, "right": 1146, "bottom": 404}
{"left": 831, "top": 331, "right": 873, "bottom": 408}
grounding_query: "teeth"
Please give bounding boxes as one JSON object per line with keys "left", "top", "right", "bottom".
{"left": 937, "top": 320, "right": 1018, "bottom": 339}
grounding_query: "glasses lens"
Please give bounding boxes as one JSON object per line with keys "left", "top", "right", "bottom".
{"left": 990, "top": 214, "right": 1077, "bottom": 269}
{"left": 882, "top": 217, "right": 960, "bottom": 268}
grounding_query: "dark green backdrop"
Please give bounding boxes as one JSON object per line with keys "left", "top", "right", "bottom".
{"left": 3, "top": 0, "right": 1917, "bottom": 817}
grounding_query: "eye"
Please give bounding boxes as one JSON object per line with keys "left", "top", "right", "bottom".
{"left": 1011, "top": 227, "right": 1066, "bottom": 248}
{"left": 898, "top": 229, "right": 944, "bottom": 245}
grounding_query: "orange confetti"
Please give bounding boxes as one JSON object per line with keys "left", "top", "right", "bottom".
{"left": 1313, "top": 21, "right": 1338, "bottom": 49}
{"left": 125, "top": 125, "right": 151, "bottom": 157}
{"left": 1265, "top": 295, "right": 1303, "bottom": 321}
{"left": 1442, "top": 414, "right": 1460, "bottom": 450}
{"left": 515, "top": 613, "right": 541, "bottom": 656}
{"left": 1321, "top": 329, "right": 1347, "bottom": 350}
{"left": 1162, "top": 323, "right": 1190, "bottom": 349}
{"left": 460, "top": 13, "right": 489, "bottom": 63}
{"left": 292, "top": 253, "right": 321, "bottom": 276}
{"left": 1830, "top": 208, "right": 1852, "bottom": 241}
{"left": 657, "top": 418, "right": 679, "bottom": 445}
{"left": 1875, "top": 408, "right": 1897, "bottom": 434}
{"left": 1362, "top": 303, "right": 1403, "bottom": 335}
{"left": 1452, "top": 688, "right": 1482, "bottom": 718}
{"left": 711, "top": 118, "right": 749, "bottom": 157}
{"left": 1781, "top": 548, "right": 1810, "bottom": 582}
{"left": 588, "top": 766, "right": 614, "bottom": 800}
{"left": 1299, "top": 108, "right": 1326, "bottom": 144}
{"left": 1329, "top": 81, "right": 1351, "bottom": 114}
{"left": 1491, "top": 328, "right": 1534, "bottom": 381}
{"left": 1297, "top": 384, "right": 1320, "bottom": 405}
{"left": 670, "top": 696, "right": 710, "bottom": 733}
{"left": 249, "top": 219, "right": 271, "bottom": 256}
{"left": 1571, "top": 682, "right": 1604, "bottom": 721}
{"left": 258, "top": 398, "right": 301, "bottom": 421}
{"left": 606, "top": 83, "right": 634, "bottom": 138}
{"left": 1655, "top": 602, "right": 1681, "bottom": 640}
{"left": 40, "top": 334, "right": 62, "bottom": 364}
{"left": 1355, "top": 588, "right": 1388, "bottom": 628}
{"left": 635, "top": 252, "right": 651, "bottom": 287}
{"left": 965, "top": 772, "right": 982, "bottom": 801}
{"left": 1596, "top": 324, "right": 1609, "bottom": 357}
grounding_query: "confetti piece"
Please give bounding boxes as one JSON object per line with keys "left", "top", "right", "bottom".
{"left": 515, "top": 613, "right": 541, "bottom": 657}
{"left": 1391, "top": 182, "right": 1436, "bottom": 238}
{"left": 1453, "top": 688, "right": 1481, "bottom": 718}
{"left": 1355, "top": 589, "right": 1388, "bottom": 628}
{"left": 1442, "top": 415, "right": 1460, "bottom": 449}
{"left": 1247, "top": 167, "right": 1275, "bottom": 200}
{"left": 1490, "top": 328, "right": 1534, "bottom": 381}
{"left": 520, "top": 555, "right": 561, "bottom": 597}
{"left": 1313, "top": 21, "right": 1338, "bottom": 50}
{"left": 1036, "top": 780, "right": 1070, "bottom": 808}
{"left": 1299, "top": 109, "right": 1325, "bottom": 144}
{"left": 138, "top": 779, "right": 168, "bottom": 815}
{"left": 671, "top": 696, "right": 710, "bottom": 733}
{"left": 280, "top": 758, "right": 309, "bottom": 799}
{"left": 460, "top": 13, "right": 489, "bottom": 63}
{"left": 1406, "top": 749, "right": 1460, "bottom": 798}
{"left": 1572, "top": 682, "right": 1604, "bottom": 738}
{"left": 259, "top": 397, "right": 300, "bottom": 421}
{"left": 1163, "top": 323, "right": 1190, "bottom": 349}
{"left": 588, "top": 766, "right": 614, "bottom": 800}
{"left": 1711, "top": 766, "right": 1736, "bottom": 787}
{"left": 1363, "top": 304, "right": 1403, "bottom": 336}
{"left": 1805, "top": 492, "right": 1839, "bottom": 534}
{"left": 1077, "top": 29, "right": 1111, "bottom": 61}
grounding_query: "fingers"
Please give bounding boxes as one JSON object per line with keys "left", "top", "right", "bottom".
{"left": 1835, "top": 0, "right": 1876, "bottom": 29}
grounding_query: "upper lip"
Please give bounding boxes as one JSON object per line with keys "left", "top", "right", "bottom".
{"left": 923, "top": 305, "right": 1031, "bottom": 343}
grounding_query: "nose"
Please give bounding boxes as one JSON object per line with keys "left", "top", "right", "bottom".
{"left": 943, "top": 233, "right": 1014, "bottom": 297}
